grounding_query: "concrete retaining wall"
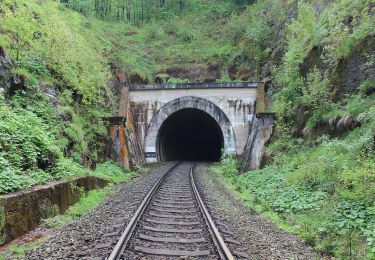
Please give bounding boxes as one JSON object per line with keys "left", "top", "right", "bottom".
{"left": 242, "top": 113, "right": 275, "bottom": 171}
{"left": 0, "top": 176, "right": 109, "bottom": 245}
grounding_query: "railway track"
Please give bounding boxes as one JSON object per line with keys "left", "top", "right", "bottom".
{"left": 107, "top": 162, "right": 234, "bottom": 259}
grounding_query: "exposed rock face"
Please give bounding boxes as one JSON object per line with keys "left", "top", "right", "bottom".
{"left": 302, "top": 114, "right": 359, "bottom": 142}
{"left": 0, "top": 46, "right": 28, "bottom": 97}
{"left": 300, "top": 36, "right": 375, "bottom": 96}
{"left": 299, "top": 46, "right": 326, "bottom": 78}
{"left": 334, "top": 35, "right": 375, "bottom": 93}
{"left": 228, "top": 65, "right": 258, "bottom": 81}
{"left": 0, "top": 46, "right": 12, "bottom": 93}
{"left": 0, "top": 177, "right": 109, "bottom": 245}
{"left": 158, "top": 64, "right": 220, "bottom": 83}
{"left": 8, "top": 73, "right": 27, "bottom": 97}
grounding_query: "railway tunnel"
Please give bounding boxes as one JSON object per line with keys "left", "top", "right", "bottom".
{"left": 157, "top": 108, "right": 224, "bottom": 162}
{"left": 112, "top": 82, "right": 274, "bottom": 168}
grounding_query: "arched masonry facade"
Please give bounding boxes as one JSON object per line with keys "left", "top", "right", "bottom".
{"left": 111, "top": 82, "right": 274, "bottom": 169}
{"left": 145, "top": 96, "right": 236, "bottom": 162}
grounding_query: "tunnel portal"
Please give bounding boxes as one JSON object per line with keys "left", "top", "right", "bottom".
{"left": 157, "top": 108, "right": 224, "bottom": 162}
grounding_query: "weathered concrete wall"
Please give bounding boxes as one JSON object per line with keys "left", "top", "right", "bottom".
{"left": 124, "top": 111, "right": 146, "bottom": 166}
{"left": 242, "top": 113, "right": 275, "bottom": 171}
{"left": 127, "top": 83, "right": 258, "bottom": 162}
{"left": 118, "top": 82, "right": 274, "bottom": 169}
{"left": 0, "top": 177, "right": 109, "bottom": 245}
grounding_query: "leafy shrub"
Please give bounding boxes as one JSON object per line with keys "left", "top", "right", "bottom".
{"left": 302, "top": 69, "right": 331, "bottom": 129}
{"left": 0, "top": 169, "right": 25, "bottom": 193}
{"left": 215, "top": 116, "right": 375, "bottom": 257}
{"left": 244, "top": 16, "right": 270, "bottom": 44}
{"left": 0, "top": 168, "right": 53, "bottom": 193}
{"left": 92, "top": 160, "right": 133, "bottom": 183}
{"left": 272, "top": 188, "right": 327, "bottom": 214}
{"left": 53, "top": 158, "right": 88, "bottom": 179}
{"left": 214, "top": 148, "right": 241, "bottom": 181}
{"left": 360, "top": 80, "right": 375, "bottom": 96}
{"left": 332, "top": 201, "right": 375, "bottom": 258}
{"left": 145, "top": 23, "right": 164, "bottom": 40}
{"left": 176, "top": 26, "right": 195, "bottom": 42}
{"left": 216, "top": 73, "right": 234, "bottom": 83}
{"left": 274, "top": 2, "right": 326, "bottom": 121}
{"left": 15, "top": 54, "right": 49, "bottom": 76}
{"left": 166, "top": 77, "right": 189, "bottom": 84}
{"left": 0, "top": 103, "right": 60, "bottom": 171}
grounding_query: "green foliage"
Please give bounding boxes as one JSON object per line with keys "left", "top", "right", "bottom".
{"left": 0, "top": 0, "right": 114, "bottom": 106}
{"left": 274, "top": 2, "right": 326, "bottom": 120}
{"left": 273, "top": 0, "right": 374, "bottom": 135}
{"left": 0, "top": 237, "right": 48, "bottom": 260}
{"left": 322, "top": 0, "right": 375, "bottom": 64}
{"left": 302, "top": 69, "right": 331, "bottom": 129}
{"left": 0, "top": 99, "right": 61, "bottom": 172}
{"left": 0, "top": 168, "right": 54, "bottom": 194}
{"left": 360, "top": 80, "right": 375, "bottom": 96}
{"left": 63, "top": 0, "right": 189, "bottom": 24}
{"left": 0, "top": 0, "right": 124, "bottom": 194}
{"left": 216, "top": 115, "right": 375, "bottom": 257}
{"left": 216, "top": 73, "right": 234, "bottom": 83}
{"left": 53, "top": 158, "right": 88, "bottom": 179}
{"left": 92, "top": 160, "right": 135, "bottom": 183}
{"left": 166, "top": 77, "right": 189, "bottom": 84}
{"left": 213, "top": 148, "right": 241, "bottom": 181}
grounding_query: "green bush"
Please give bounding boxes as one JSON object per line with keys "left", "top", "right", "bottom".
{"left": 42, "top": 186, "right": 109, "bottom": 229}
{"left": 53, "top": 158, "right": 88, "bottom": 179}
{"left": 215, "top": 117, "right": 375, "bottom": 257}
{"left": 92, "top": 160, "right": 134, "bottom": 183}
{"left": 166, "top": 77, "right": 190, "bottom": 84}
{"left": 0, "top": 168, "right": 53, "bottom": 193}
{"left": 0, "top": 102, "right": 60, "bottom": 172}
{"left": 360, "top": 80, "right": 375, "bottom": 96}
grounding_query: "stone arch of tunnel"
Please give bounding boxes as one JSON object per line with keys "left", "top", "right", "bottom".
{"left": 144, "top": 96, "right": 237, "bottom": 162}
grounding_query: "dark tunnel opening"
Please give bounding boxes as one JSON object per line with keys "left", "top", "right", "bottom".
{"left": 157, "top": 108, "right": 224, "bottom": 162}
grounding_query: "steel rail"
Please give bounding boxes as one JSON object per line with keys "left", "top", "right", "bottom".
{"left": 108, "top": 161, "right": 234, "bottom": 260}
{"left": 107, "top": 162, "right": 181, "bottom": 260}
{"left": 190, "top": 164, "right": 235, "bottom": 260}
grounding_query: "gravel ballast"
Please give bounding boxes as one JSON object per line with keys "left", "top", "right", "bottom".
{"left": 26, "top": 162, "right": 176, "bottom": 260}
{"left": 194, "top": 163, "right": 319, "bottom": 260}
{"left": 25, "top": 162, "right": 320, "bottom": 259}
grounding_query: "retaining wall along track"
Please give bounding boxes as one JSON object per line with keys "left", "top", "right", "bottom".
{"left": 0, "top": 176, "right": 109, "bottom": 245}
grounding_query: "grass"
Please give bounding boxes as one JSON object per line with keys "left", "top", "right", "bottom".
{"left": 42, "top": 185, "right": 111, "bottom": 229}
{"left": 214, "top": 102, "right": 375, "bottom": 259}
{"left": 0, "top": 185, "right": 110, "bottom": 258}
{"left": 0, "top": 237, "right": 47, "bottom": 260}
{"left": 43, "top": 161, "right": 140, "bottom": 228}
{"left": 0, "top": 161, "right": 139, "bottom": 258}
{"left": 90, "top": 160, "right": 139, "bottom": 184}
{"left": 43, "top": 160, "right": 140, "bottom": 229}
